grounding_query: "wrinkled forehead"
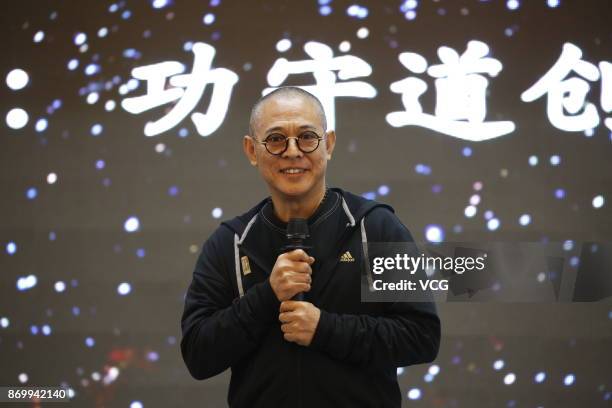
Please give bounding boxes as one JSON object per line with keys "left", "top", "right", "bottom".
{"left": 254, "top": 95, "right": 325, "bottom": 134}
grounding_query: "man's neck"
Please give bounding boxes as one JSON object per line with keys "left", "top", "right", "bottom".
{"left": 270, "top": 185, "right": 327, "bottom": 223}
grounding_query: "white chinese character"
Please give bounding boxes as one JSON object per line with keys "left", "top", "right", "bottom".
{"left": 386, "top": 40, "right": 516, "bottom": 142}
{"left": 599, "top": 61, "right": 612, "bottom": 131}
{"left": 122, "top": 42, "right": 238, "bottom": 137}
{"left": 263, "top": 41, "right": 377, "bottom": 130}
{"left": 521, "top": 43, "right": 602, "bottom": 132}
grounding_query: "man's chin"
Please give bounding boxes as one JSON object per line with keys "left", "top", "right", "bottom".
{"left": 270, "top": 182, "right": 313, "bottom": 199}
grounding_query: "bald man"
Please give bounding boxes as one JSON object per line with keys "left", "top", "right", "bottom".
{"left": 181, "top": 87, "right": 440, "bottom": 407}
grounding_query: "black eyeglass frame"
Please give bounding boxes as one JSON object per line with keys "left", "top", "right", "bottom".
{"left": 255, "top": 133, "right": 325, "bottom": 156}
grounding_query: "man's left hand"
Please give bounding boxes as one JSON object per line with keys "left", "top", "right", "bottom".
{"left": 279, "top": 301, "right": 321, "bottom": 346}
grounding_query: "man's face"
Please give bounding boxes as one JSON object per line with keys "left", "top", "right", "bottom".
{"left": 244, "top": 95, "right": 336, "bottom": 199}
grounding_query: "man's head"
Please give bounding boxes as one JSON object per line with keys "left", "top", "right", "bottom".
{"left": 243, "top": 87, "right": 336, "bottom": 200}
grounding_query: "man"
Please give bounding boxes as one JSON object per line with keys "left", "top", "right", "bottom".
{"left": 181, "top": 87, "right": 440, "bottom": 407}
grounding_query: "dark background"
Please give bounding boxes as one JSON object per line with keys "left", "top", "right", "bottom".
{"left": 1, "top": 0, "right": 610, "bottom": 406}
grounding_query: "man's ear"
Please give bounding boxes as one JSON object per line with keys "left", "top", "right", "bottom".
{"left": 243, "top": 135, "right": 258, "bottom": 166}
{"left": 324, "top": 130, "right": 336, "bottom": 160}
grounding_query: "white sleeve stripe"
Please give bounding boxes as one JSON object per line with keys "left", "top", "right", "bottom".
{"left": 234, "top": 233, "right": 245, "bottom": 297}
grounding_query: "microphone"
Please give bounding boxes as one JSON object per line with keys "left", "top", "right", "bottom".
{"left": 282, "top": 218, "right": 311, "bottom": 301}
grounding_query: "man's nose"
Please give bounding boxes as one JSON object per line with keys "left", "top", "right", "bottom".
{"left": 282, "top": 138, "right": 303, "bottom": 158}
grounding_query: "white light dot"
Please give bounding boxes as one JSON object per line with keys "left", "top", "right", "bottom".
{"left": 85, "top": 63, "right": 100, "bottom": 76}
{"left": 91, "top": 123, "right": 103, "bottom": 136}
{"left": 407, "top": 388, "right": 421, "bottom": 400}
{"left": 550, "top": 155, "right": 561, "bottom": 166}
{"left": 357, "top": 27, "right": 369, "bottom": 39}
{"left": 464, "top": 205, "right": 477, "bottom": 218}
{"left": 67, "top": 59, "right": 79, "bottom": 70}
{"left": 6, "top": 108, "right": 29, "bottom": 129}
{"left": 563, "top": 373, "right": 575, "bottom": 386}
{"left": 105, "top": 100, "right": 116, "bottom": 111}
{"left": 519, "top": 214, "right": 531, "bottom": 226}
{"left": 425, "top": 225, "right": 444, "bottom": 243}
{"left": 212, "top": 207, "right": 223, "bottom": 219}
{"left": 86, "top": 92, "right": 99, "bottom": 104}
{"left": 537, "top": 272, "right": 546, "bottom": 283}
{"left": 153, "top": 0, "right": 170, "bottom": 8}
{"left": 7, "top": 241, "right": 17, "bottom": 255}
{"left": 584, "top": 128, "right": 594, "bottom": 137}
{"left": 378, "top": 185, "right": 390, "bottom": 196}
{"left": 0, "top": 317, "right": 9, "bottom": 328}
{"left": 18, "top": 373, "right": 28, "bottom": 384}
{"left": 534, "top": 371, "right": 546, "bottom": 383}
{"left": 98, "top": 27, "right": 108, "bottom": 37}
{"left": 396, "top": 367, "right": 404, "bottom": 376}
{"left": 276, "top": 39, "right": 292, "bottom": 52}
{"left": 103, "top": 366, "right": 120, "bottom": 385}
{"left": 85, "top": 337, "right": 95, "bottom": 347}
{"left": 127, "top": 78, "right": 139, "bottom": 91}
{"left": 17, "top": 274, "right": 38, "bottom": 291}
{"left": 487, "top": 218, "right": 500, "bottom": 231}
{"left": 547, "top": 0, "right": 560, "bottom": 7}
{"left": 74, "top": 32, "right": 87, "bottom": 46}
{"left": 91, "top": 372, "right": 101, "bottom": 381}
{"left": 528, "top": 156, "right": 539, "bottom": 166}
{"left": 124, "top": 216, "right": 140, "bottom": 233}
{"left": 203, "top": 13, "right": 215, "bottom": 25}
{"left": 592, "top": 195, "right": 604, "bottom": 209}
{"left": 35, "top": 118, "right": 48, "bottom": 132}
{"left": 54, "top": 281, "right": 66, "bottom": 292}
{"left": 339, "top": 41, "right": 351, "bottom": 52}
{"left": 563, "top": 240, "right": 574, "bottom": 251}
{"left": 504, "top": 372, "right": 516, "bottom": 385}
{"left": 493, "top": 359, "right": 505, "bottom": 370}
{"left": 506, "top": 0, "right": 520, "bottom": 10}
{"left": 155, "top": 143, "right": 166, "bottom": 153}
{"left": 428, "top": 364, "right": 440, "bottom": 376}
{"left": 469, "top": 194, "right": 481, "bottom": 206}
{"left": 42, "top": 324, "right": 51, "bottom": 335}
{"left": 130, "top": 402, "right": 143, "bottom": 408}
{"left": 33, "top": 30, "right": 45, "bottom": 43}
{"left": 118, "top": 282, "right": 132, "bottom": 295}
{"left": 405, "top": 10, "right": 416, "bottom": 20}
{"left": 403, "top": 0, "right": 418, "bottom": 9}
{"left": 6, "top": 69, "right": 29, "bottom": 90}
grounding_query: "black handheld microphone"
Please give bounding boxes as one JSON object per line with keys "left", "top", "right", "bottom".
{"left": 282, "top": 218, "right": 312, "bottom": 301}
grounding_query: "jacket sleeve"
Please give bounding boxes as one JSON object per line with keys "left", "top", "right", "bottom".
{"left": 180, "top": 227, "right": 280, "bottom": 380}
{"left": 310, "top": 208, "right": 441, "bottom": 368}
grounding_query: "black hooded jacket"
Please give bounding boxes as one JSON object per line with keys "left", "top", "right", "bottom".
{"left": 181, "top": 188, "right": 440, "bottom": 407}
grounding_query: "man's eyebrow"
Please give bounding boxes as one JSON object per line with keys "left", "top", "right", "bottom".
{"left": 264, "top": 125, "right": 319, "bottom": 133}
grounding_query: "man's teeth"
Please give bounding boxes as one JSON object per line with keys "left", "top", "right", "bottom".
{"left": 282, "top": 168, "right": 305, "bottom": 174}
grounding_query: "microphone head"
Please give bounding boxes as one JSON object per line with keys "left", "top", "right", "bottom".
{"left": 286, "top": 218, "right": 309, "bottom": 240}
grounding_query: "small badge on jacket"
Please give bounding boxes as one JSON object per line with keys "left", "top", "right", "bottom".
{"left": 339, "top": 251, "right": 355, "bottom": 262}
{"left": 241, "top": 256, "right": 252, "bottom": 276}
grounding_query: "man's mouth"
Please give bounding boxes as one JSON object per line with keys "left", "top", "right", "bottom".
{"left": 280, "top": 168, "right": 307, "bottom": 174}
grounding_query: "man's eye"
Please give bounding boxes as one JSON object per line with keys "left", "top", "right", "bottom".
{"left": 266, "top": 134, "right": 286, "bottom": 143}
{"left": 299, "top": 132, "right": 318, "bottom": 140}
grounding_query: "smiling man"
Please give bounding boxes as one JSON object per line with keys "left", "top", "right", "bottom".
{"left": 181, "top": 87, "right": 440, "bottom": 407}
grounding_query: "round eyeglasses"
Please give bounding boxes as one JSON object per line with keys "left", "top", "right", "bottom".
{"left": 256, "top": 132, "right": 324, "bottom": 155}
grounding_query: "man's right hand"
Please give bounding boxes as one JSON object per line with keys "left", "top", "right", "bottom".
{"left": 270, "top": 249, "right": 314, "bottom": 302}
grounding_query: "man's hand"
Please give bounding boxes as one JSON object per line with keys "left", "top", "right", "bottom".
{"left": 279, "top": 301, "right": 321, "bottom": 346}
{"left": 270, "top": 249, "right": 314, "bottom": 302}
